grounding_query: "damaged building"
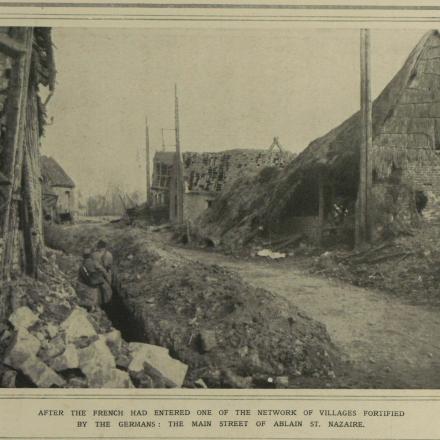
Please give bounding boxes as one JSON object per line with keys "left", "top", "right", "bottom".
{"left": 0, "top": 27, "right": 55, "bottom": 281}
{"left": 198, "top": 30, "right": 440, "bottom": 249}
{"left": 150, "top": 139, "right": 294, "bottom": 223}
{"left": 41, "top": 155, "right": 76, "bottom": 223}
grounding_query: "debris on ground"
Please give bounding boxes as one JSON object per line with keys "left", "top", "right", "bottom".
{"left": 300, "top": 222, "right": 440, "bottom": 307}
{"left": 45, "top": 223, "right": 345, "bottom": 388}
{"left": 256, "top": 249, "right": 286, "bottom": 259}
{"left": 0, "top": 249, "right": 189, "bottom": 388}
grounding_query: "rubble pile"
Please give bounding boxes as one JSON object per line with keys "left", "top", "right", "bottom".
{"left": 308, "top": 223, "right": 440, "bottom": 307}
{"left": 47, "top": 223, "right": 342, "bottom": 388}
{"left": 0, "top": 253, "right": 189, "bottom": 388}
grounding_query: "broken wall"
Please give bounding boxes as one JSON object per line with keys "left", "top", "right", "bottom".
{"left": 183, "top": 192, "right": 215, "bottom": 225}
{"left": 183, "top": 149, "right": 294, "bottom": 194}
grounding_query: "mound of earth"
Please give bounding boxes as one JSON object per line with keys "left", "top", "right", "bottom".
{"left": 47, "top": 223, "right": 342, "bottom": 388}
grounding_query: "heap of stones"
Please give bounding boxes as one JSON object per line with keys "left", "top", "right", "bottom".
{"left": 0, "top": 253, "right": 188, "bottom": 388}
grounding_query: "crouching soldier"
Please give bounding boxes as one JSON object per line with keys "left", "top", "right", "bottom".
{"left": 94, "top": 239, "right": 120, "bottom": 294}
{"left": 78, "top": 248, "right": 112, "bottom": 310}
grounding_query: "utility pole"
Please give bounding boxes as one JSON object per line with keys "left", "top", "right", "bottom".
{"left": 356, "top": 28, "right": 373, "bottom": 247}
{"left": 145, "top": 116, "right": 151, "bottom": 205}
{"left": 174, "top": 84, "right": 184, "bottom": 223}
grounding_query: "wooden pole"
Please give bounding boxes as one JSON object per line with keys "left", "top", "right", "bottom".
{"left": 356, "top": 28, "right": 372, "bottom": 248}
{"left": 1, "top": 28, "right": 33, "bottom": 279}
{"left": 364, "top": 29, "right": 373, "bottom": 243}
{"left": 174, "top": 84, "right": 184, "bottom": 224}
{"left": 145, "top": 116, "right": 151, "bottom": 205}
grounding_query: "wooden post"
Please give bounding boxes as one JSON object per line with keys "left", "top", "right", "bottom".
{"left": 145, "top": 116, "right": 151, "bottom": 206}
{"left": 174, "top": 84, "right": 184, "bottom": 224}
{"left": 318, "top": 177, "right": 325, "bottom": 245}
{"left": 1, "top": 28, "right": 33, "bottom": 279}
{"left": 356, "top": 28, "right": 372, "bottom": 248}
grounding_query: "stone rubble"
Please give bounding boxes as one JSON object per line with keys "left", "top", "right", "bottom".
{"left": 0, "top": 253, "right": 189, "bottom": 389}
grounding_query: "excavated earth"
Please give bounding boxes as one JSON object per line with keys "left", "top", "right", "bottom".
{"left": 44, "top": 222, "right": 345, "bottom": 388}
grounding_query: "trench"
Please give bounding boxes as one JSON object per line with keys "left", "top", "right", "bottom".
{"left": 102, "top": 283, "right": 145, "bottom": 344}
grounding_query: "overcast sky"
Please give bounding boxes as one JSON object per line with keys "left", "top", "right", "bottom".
{"left": 41, "top": 27, "right": 428, "bottom": 198}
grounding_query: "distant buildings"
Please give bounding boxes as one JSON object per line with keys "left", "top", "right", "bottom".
{"left": 41, "top": 155, "right": 76, "bottom": 222}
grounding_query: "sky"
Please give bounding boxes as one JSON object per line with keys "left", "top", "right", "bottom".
{"left": 40, "top": 27, "right": 429, "bottom": 198}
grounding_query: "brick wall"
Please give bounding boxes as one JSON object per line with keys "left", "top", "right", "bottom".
{"left": 403, "top": 161, "right": 440, "bottom": 220}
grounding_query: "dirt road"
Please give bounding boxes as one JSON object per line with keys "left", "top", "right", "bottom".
{"left": 167, "top": 245, "right": 440, "bottom": 388}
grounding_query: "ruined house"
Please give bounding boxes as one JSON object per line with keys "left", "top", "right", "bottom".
{"left": 151, "top": 142, "right": 294, "bottom": 223}
{"left": 0, "top": 27, "right": 55, "bottom": 280}
{"left": 41, "top": 155, "right": 76, "bottom": 222}
{"left": 198, "top": 30, "right": 440, "bottom": 248}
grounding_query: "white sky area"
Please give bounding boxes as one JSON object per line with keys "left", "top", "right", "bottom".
{"left": 41, "top": 27, "right": 429, "bottom": 198}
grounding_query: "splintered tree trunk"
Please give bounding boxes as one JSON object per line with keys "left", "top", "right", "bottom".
{"left": 0, "top": 28, "right": 33, "bottom": 279}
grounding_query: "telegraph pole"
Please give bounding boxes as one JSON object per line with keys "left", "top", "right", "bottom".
{"left": 356, "top": 28, "right": 373, "bottom": 247}
{"left": 174, "top": 84, "right": 184, "bottom": 223}
{"left": 145, "top": 116, "right": 151, "bottom": 205}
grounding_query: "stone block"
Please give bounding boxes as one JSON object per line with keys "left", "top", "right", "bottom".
{"left": 4, "top": 329, "right": 41, "bottom": 368}
{"left": 49, "top": 344, "right": 79, "bottom": 371}
{"left": 8, "top": 306, "right": 39, "bottom": 330}
{"left": 78, "top": 338, "right": 116, "bottom": 388}
{"left": 20, "top": 355, "right": 65, "bottom": 388}
{"left": 128, "top": 342, "right": 188, "bottom": 387}
{"left": 61, "top": 307, "right": 96, "bottom": 343}
{"left": 102, "top": 368, "right": 134, "bottom": 388}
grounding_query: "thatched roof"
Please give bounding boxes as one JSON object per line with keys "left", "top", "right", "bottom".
{"left": 41, "top": 156, "right": 75, "bottom": 188}
{"left": 198, "top": 30, "right": 440, "bottom": 247}
{"left": 289, "top": 30, "right": 439, "bottom": 178}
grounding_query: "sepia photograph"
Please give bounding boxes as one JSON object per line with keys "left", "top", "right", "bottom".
{"left": 0, "top": 22, "right": 439, "bottom": 393}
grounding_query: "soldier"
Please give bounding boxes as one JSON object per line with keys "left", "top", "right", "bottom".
{"left": 79, "top": 248, "right": 112, "bottom": 308}
{"left": 91, "top": 240, "right": 114, "bottom": 304}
